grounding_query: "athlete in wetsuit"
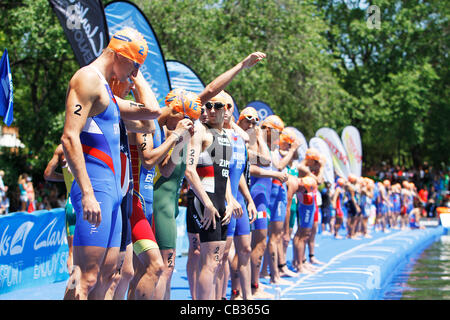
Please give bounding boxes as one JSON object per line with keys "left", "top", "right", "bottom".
{"left": 186, "top": 92, "right": 240, "bottom": 300}
{"left": 332, "top": 177, "right": 346, "bottom": 239}
{"left": 62, "top": 28, "right": 161, "bottom": 300}
{"left": 216, "top": 94, "right": 257, "bottom": 300}
{"left": 246, "top": 113, "right": 288, "bottom": 298}
{"left": 266, "top": 125, "right": 300, "bottom": 284}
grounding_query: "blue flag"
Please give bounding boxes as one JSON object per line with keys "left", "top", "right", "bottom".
{"left": 0, "top": 48, "right": 13, "bottom": 126}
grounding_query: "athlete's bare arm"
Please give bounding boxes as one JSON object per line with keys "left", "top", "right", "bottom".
{"left": 115, "top": 70, "right": 161, "bottom": 120}
{"left": 198, "top": 52, "right": 266, "bottom": 104}
{"left": 272, "top": 140, "right": 300, "bottom": 171}
{"left": 44, "top": 144, "right": 65, "bottom": 182}
{"left": 238, "top": 175, "right": 257, "bottom": 224}
{"left": 61, "top": 68, "right": 104, "bottom": 227}
{"left": 136, "top": 119, "right": 193, "bottom": 173}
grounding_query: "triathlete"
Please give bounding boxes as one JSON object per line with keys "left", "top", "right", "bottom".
{"left": 62, "top": 27, "right": 161, "bottom": 300}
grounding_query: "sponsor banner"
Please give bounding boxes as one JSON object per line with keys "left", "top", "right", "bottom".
{"left": 0, "top": 209, "right": 69, "bottom": 295}
{"left": 245, "top": 100, "right": 274, "bottom": 121}
{"left": 105, "top": 1, "right": 171, "bottom": 108}
{"left": 309, "top": 137, "right": 335, "bottom": 184}
{"left": 286, "top": 127, "right": 308, "bottom": 161}
{"left": 0, "top": 48, "right": 14, "bottom": 126}
{"left": 166, "top": 60, "right": 205, "bottom": 94}
{"left": 341, "top": 126, "right": 363, "bottom": 177}
{"left": 49, "top": 0, "right": 109, "bottom": 67}
{"left": 315, "top": 127, "right": 350, "bottom": 178}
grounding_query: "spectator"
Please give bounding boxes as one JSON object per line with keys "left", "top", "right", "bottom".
{"left": 18, "top": 173, "right": 28, "bottom": 211}
{"left": 0, "top": 194, "right": 9, "bottom": 215}
{"left": 26, "top": 175, "right": 35, "bottom": 212}
{"left": 0, "top": 170, "right": 7, "bottom": 199}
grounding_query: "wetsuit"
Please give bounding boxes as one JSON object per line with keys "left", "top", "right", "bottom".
{"left": 119, "top": 119, "right": 133, "bottom": 252}
{"left": 287, "top": 165, "right": 299, "bottom": 229}
{"left": 152, "top": 121, "right": 187, "bottom": 250}
{"left": 297, "top": 188, "right": 316, "bottom": 229}
{"left": 187, "top": 125, "right": 232, "bottom": 242}
{"left": 226, "top": 131, "right": 250, "bottom": 237}
{"left": 249, "top": 146, "right": 272, "bottom": 230}
{"left": 269, "top": 151, "right": 288, "bottom": 224}
{"left": 71, "top": 66, "right": 122, "bottom": 248}
{"left": 129, "top": 142, "right": 159, "bottom": 255}
{"left": 139, "top": 119, "right": 160, "bottom": 224}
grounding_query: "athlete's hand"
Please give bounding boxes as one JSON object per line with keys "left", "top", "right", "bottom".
{"left": 230, "top": 197, "right": 243, "bottom": 219}
{"left": 291, "top": 139, "right": 301, "bottom": 151}
{"left": 222, "top": 205, "right": 233, "bottom": 226}
{"left": 247, "top": 201, "right": 257, "bottom": 224}
{"left": 275, "top": 172, "right": 288, "bottom": 183}
{"left": 241, "top": 52, "right": 266, "bottom": 69}
{"left": 202, "top": 203, "right": 220, "bottom": 230}
{"left": 81, "top": 193, "right": 101, "bottom": 227}
{"left": 174, "top": 118, "right": 194, "bottom": 139}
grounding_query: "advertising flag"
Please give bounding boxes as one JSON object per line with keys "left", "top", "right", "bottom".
{"left": 286, "top": 127, "right": 308, "bottom": 161}
{"left": 0, "top": 49, "right": 14, "bottom": 126}
{"left": 49, "top": 0, "right": 109, "bottom": 67}
{"left": 245, "top": 100, "right": 274, "bottom": 122}
{"left": 315, "top": 127, "right": 350, "bottom": 178}
{"left": 309, "top": 137, "right": 335, "bottom": 184}
{"left": 341, "top": 126, "right": 363, "bottom": 177}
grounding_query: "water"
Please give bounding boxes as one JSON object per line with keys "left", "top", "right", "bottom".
{"left": 383, "top": 234, "right": 450, "bottom": 300}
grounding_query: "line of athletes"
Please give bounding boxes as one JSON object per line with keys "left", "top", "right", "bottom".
{"left": 43, "top": 26, "right": 421, "bottom": 301}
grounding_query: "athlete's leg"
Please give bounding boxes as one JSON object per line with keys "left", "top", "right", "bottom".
{"left": 109, "top": 243, "right": 134, "bottom": 300}
{"left": 64, "top": 245, "right": 107, "bottom": 300}
{"left": 250, "top": 228, "right": 273, "bottom": 298}
{"left": 216, "top": 236, "right": 233, "bottom": 300}
{"left": 187, "top": 232, "right": 201, "bottom": 300}
{"left": 233, "top": 234, "right": 253, "bottom": 299}
{"left": 129, "top": 248, "right": 164, "bottom": 300}
{"left": 197, "top": 240, "right": 226, "bottom": 300}
{"left": 154, "top": 248, "right": 176, "bottom": 300}
{"left": 87, "top": 246, "right": 122, "bottom": 300}
{"left": 267, "top": 220, "right": 288, "bottom": 284}
{"left": 293, "top": 227, "right": 313, "bottom": 274}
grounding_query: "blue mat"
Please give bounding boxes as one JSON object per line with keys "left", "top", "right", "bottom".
{"left": 0, "top": 226, "right": 443, "bottom": 300}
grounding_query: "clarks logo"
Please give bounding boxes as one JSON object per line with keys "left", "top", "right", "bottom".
{"left": 0, "top": 222, "right": 34, "bottom": 256}
{"left": 34, "top": 218, "right": 66, "bottom": 250}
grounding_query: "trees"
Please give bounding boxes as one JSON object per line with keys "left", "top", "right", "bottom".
{"left": 0, "top": 0, "right": 77, "bottom": 208}
{"left": 0, "top": 0, "right": 447, "bottom": 208}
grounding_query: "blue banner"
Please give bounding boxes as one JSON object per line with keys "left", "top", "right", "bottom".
{"left": 0, "top": 48, "right": 14, "bottom": 126}
{"left": 0, "top": 209, "right": 69, "bottom": 295}
{"left": 105, "top": 1, "right": 171, "bottom": 108}
{"left": 166, "top": 60, "right": 205, "bottom": 94}
{"left": 245, "top": 100, "right": 273, "bottom": 121}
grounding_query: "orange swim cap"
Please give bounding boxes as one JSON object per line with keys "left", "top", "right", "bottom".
{"left": 337, "top": 177, "right": 346, "bottom": 187}
{"left": 383, "top": 179, "right": 391, "bottom": 187}
{"left": 165, "top": 88, "right": 202, "bottom": 120}
{"left": 261, "top": 115, "right": 284, "bottom": 132}
{"left": 108, "top": 27, "right": 148, "bottom": 65}
{"left": 279, "top": 128, "right": 296, "bottom": 145}
{"left": 305, "top": 148, "right": 321, "bottom": 161}
{"left": 300, "top": 176, "right": 317, "bottom": 192}
{"left": 238, "top": 107, "right": 259, "bottom": 124}
{"left": 348, "top": 174, "right": 357, "bottom": 184}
